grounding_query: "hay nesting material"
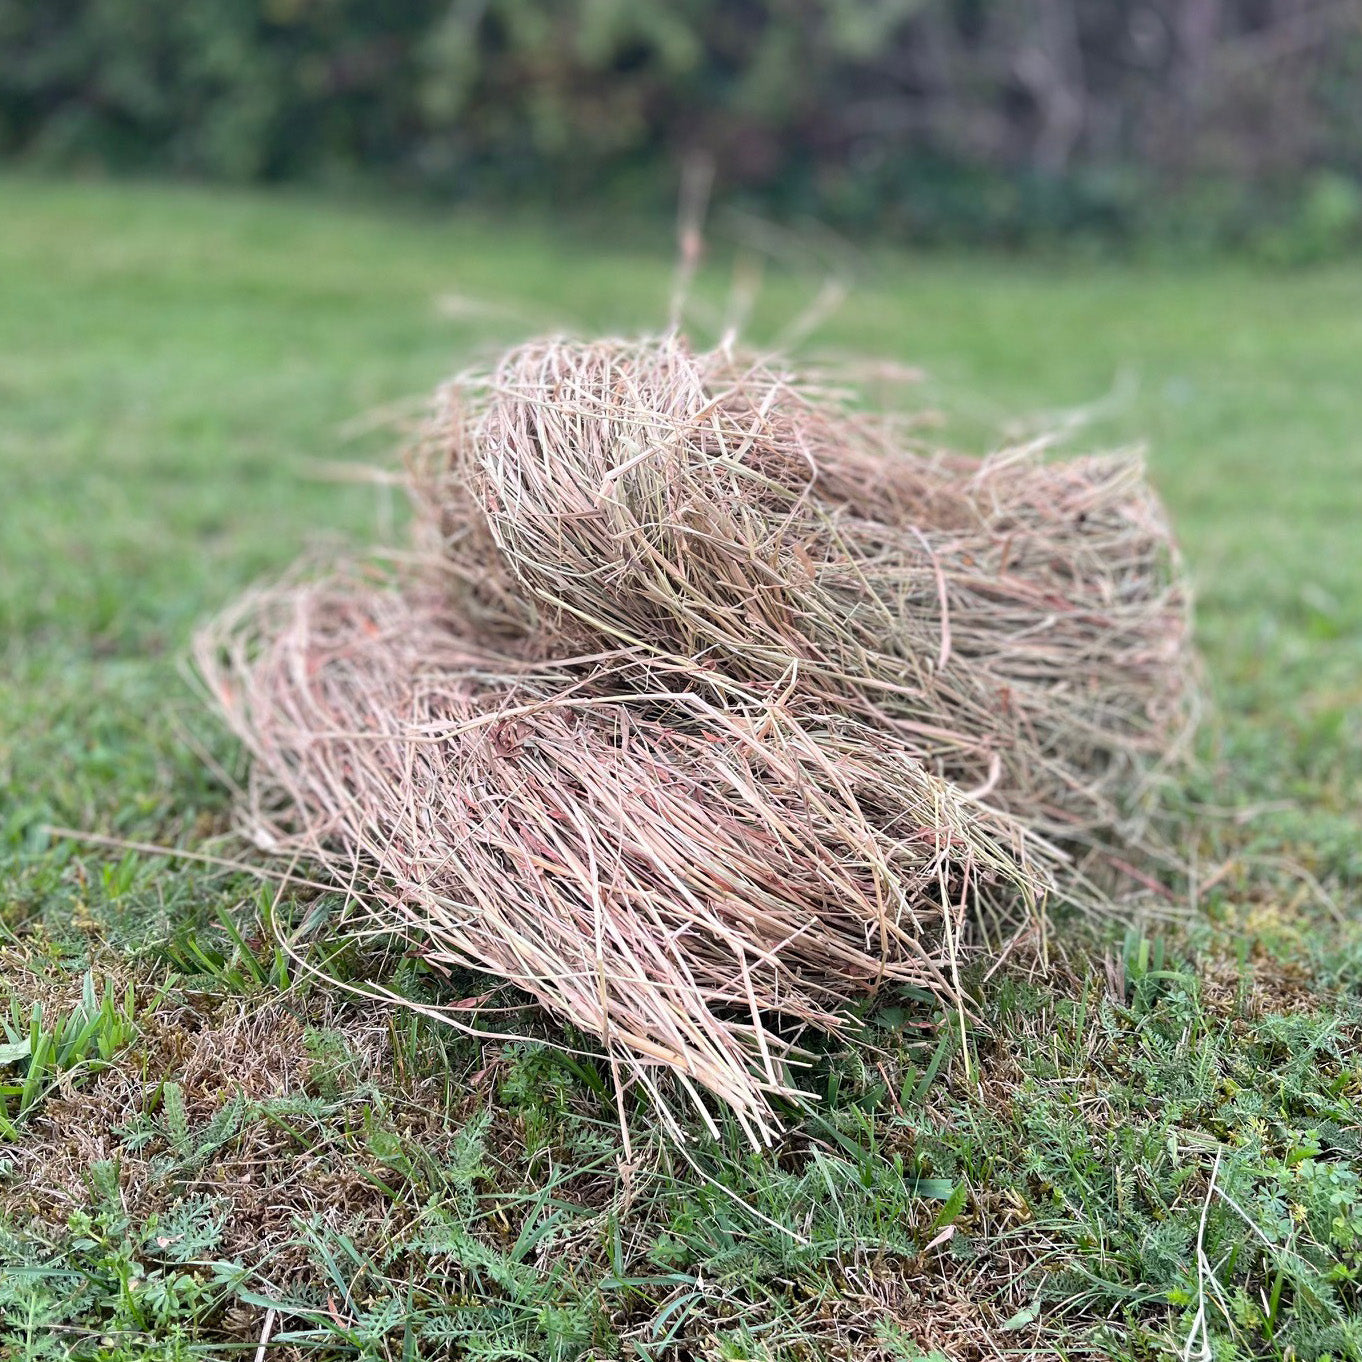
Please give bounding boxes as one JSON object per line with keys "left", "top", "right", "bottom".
{"left": 417, "top": 336, "right": 1192, "bottom": 851}
{"left": 199, "top": 332, "right": 1194, "bottom": 1139}
{"left": 198, "top": 579, "right": 1047, "bottom": 1145}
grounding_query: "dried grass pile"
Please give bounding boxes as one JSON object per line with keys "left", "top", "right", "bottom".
{"left": 198, "top": 333, "right": 1194, "bottom": 1141}
{"left": 418, "top": 337, "right": 1192, "bottom": 850}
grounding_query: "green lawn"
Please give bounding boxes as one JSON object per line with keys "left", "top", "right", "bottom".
{"left": 2, "top": 176, "right": 1360, "bottom": 1361}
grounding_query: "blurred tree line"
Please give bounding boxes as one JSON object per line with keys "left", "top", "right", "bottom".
{"left": 3, "top": 0, "right": 1361, "bottom": 253}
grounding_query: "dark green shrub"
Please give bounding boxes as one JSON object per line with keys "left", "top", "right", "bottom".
{"left": 2, "top": 0, "right": 1361, "bottom": 250}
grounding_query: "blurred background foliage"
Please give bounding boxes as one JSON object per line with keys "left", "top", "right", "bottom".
{"left": 2, "top": 0, "right": 1362, "bottom": 255}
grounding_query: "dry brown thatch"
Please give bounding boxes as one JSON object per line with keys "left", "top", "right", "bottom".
{"left": 417, "top": 336, "right": 1193, "bottom": 854}
{"left": 197, "top": 333, "right": 1193, "bottom": 1139}
{"left": 198, "top": 578, "right": 1049, "bottom": 1144}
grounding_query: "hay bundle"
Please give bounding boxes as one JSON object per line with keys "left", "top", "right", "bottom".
{"left": 199, "top": 580, "right": 1047, "bottom": 1144}
{"left": 199, "top": 333, "right": 1192, "bottom": 1137}
{"left": 418, "top": 336, "right": 1192, "bottom": 849}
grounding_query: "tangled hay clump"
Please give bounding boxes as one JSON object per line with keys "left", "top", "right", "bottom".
{"left": 417, "top": 336, "right": 1191, "bottom": 848}
{"left": 198, "top": 332, "right": 1194, "bottom": 1141}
